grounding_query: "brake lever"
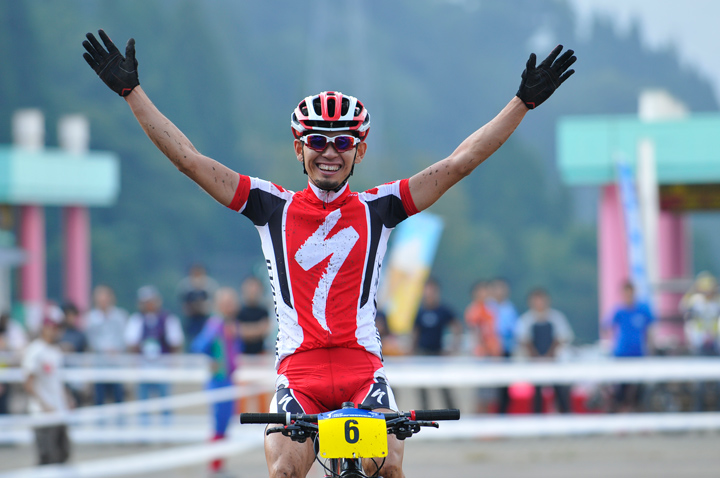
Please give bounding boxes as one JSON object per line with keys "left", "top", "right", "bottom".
{"left": 415, "top": 420, "right": 440, "bottom": 428}
{"left": 266, "top": 421, "right": 318, "bottom": 443}
{"left": 387, "top": 419, "right": 421, "bottom": 440}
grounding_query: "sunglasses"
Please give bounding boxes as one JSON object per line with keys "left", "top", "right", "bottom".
{"left": 300, "top": 134, "right": 360, "bottom": 153}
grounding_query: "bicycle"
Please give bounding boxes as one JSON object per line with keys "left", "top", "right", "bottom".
{"left": 240, "top": 402, "right": 460, "bottom": 477}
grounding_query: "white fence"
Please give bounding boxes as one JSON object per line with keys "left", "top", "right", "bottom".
{"left": 3, "top": 354, "right": 720, "bottom": 477}
{"left": 4, "top": 352, "right": 720, "bottom": 386}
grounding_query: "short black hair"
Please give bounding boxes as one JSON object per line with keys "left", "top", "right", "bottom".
{"left": 528, "top": 287, "right": 549, "bottom": 299}
{"left": 61, "top": 302, "right": 79, "bottom": 317}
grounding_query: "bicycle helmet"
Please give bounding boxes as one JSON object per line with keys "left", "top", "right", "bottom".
{"left": 291, "top": 91, "right": 371, "bottom": 140}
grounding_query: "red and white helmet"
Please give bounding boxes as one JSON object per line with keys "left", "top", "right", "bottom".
{"left": 291, "top": 91, "right": 371, "bottom": 140}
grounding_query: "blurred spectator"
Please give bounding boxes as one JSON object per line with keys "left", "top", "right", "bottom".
{"left": 177, "top": 263, "right": 219, "bottom": 349}
{"left": 465, "top": 280, "right": 501, "bottom": 413}
{"left": 680, "top": 271, "right": 720, "bottom": 411}
{"left": 236, "top": 276, "right": 270, "bottom": 355}
{"left": 516, "top": 288, "right": 574, "bottom": 414}
{"left": 681, "top": 271, "right": 720, "bottom": 356}
{"left": 375, "top": 309, "right": 404, "bottom": 357}
{"left": 605, "top": 280, "right": 655, "bottom": 412}
{"left": 1, "top": 310, "right": 27, "bottom": 414}
{"left": 412, "top": 278, "right": 462, "bottom": 410}
{"left": 125, "top": 285, "right": 184, "bottom": 424}
{"left": 58, "top": 302, "right": 89, "bottom": 407}
{"left": 85, "top": 285, "right": 128, "bottom": 408}
{"left": 488, "top": 277, "right": 518, "bottom": 414}
{"left": 465, "top": 280, "right": 501, "bottom": 357}
{"left": 22, "top": 304, "right": 72, "bottom": 465}
{"left": 191, "top": 287, "right": 241, "bottom": 477}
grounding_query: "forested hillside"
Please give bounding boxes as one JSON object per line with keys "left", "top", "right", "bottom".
{"left": 1, "top": 0, "right": 716, "bottom": 342}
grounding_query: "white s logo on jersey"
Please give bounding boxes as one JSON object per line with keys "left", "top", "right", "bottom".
{"left": 295, "top": 210, "right": 359, "bottom": 332}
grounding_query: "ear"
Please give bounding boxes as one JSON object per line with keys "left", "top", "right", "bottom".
{"left": 293, "top": 139, "right": 304, "bottom": 162}
{"left": 354, "top": 141, "right": 367, "bottom": 164}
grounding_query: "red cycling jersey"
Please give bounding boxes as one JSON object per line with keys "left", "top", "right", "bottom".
{"left": 228, "top": 175, "right": 418, "bottom": 368}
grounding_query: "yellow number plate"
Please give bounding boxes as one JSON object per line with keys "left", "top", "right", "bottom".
{"left": 318, "top": 409, "right": 388, "bottom": 458}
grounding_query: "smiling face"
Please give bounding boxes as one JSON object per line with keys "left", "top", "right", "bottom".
{"left": 294, "top": 131, "right": 367, "bottom": 191}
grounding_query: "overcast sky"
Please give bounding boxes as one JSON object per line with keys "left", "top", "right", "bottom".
{"left": 568, "top": 0, "right": 720, "bottom": 105}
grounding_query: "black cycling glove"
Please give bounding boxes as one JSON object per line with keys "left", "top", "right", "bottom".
{"left": 516, "top": 45, "right": 576, "bottom": 109}
{"left": 83, "top": 29, "right": 139, "bottom": 97}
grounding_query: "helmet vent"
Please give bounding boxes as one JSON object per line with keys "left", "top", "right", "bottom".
{"left": 312, "top": 98, "right": 322, "bottom": 116}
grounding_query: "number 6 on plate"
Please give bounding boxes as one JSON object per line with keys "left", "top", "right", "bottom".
{"left": 318, "top": 409, "right": 388, "bottom": 458}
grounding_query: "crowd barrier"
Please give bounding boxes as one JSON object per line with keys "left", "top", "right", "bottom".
{"left": 3, "top": 353, "right": 720, "bottom": 476}
{"left": 4, "top": 353, "right": 720, "bottom": 386}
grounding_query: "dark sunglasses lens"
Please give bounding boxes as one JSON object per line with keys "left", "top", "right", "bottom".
{"left": 307, "top": 135, "right": 328, "bottom": 151}
{"left": 334, "top": 136, "right": 354, "bottom": 152}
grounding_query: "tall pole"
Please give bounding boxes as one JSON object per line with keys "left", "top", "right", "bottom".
{"left": 637, "top": 90, "right": 690, "bottom": 317}
{"left": 14, "top": 109, "right": 47, "bottom": 333}
{"left": 59, "top": 115, "right": 92, "bottom": 312}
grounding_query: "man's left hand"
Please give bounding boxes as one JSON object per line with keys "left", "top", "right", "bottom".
{"left": 516, "top": 45, "right": 576, "bottom": 109}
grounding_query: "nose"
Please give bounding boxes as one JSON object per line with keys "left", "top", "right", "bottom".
{"left": 323, "top": 143, "right": 341, "bottom": 157}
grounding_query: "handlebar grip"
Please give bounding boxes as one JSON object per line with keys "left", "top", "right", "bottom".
{"left": 240, "top": 412, "right": 290, "bottom": 424}
{"left": 411, "top": 409, "right": 461, "bottom": 421}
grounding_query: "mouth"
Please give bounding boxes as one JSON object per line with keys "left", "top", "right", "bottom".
{"left": 317, "top": 163, "right": 341, "bottom": 173}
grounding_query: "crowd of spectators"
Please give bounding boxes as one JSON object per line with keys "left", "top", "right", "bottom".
{"left": 409, "top": 277, "right": 574, "bottom": 414}
{"left": 2, "top": 267, "right": 720, "bottom": 464}
{"left": 0, "top": 268, "right": 270, "bottom": 471}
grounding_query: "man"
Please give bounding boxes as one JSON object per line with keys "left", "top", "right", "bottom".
{"left": 680, "top": 272, "right": 720, "bottom": 411}
{"left": 83, "top": 29, "right": 575, "bottom": 478}
{"left": 22, "top": 304, "right": 72, "bottom": 465}
{"left": 681, "top": 271, "right": 720, "bottom": 356}
{"left": 413, "top": 278, "right": 462, "bottom": 410}
{"left": 236, "top": 276, "right": 271, "bottom": 355}
{"left": 465, "top": 280, "right": 500, "bottom": 358}
{"left": 58, "top": 302, "right": 89, "bottom": 407}
{"left": 516, "top": 288, "right": 574, "bottom": 414}
{"left": 125, "top": 285, "right": 184, "bottom": 424}
{"left": 488, "top": 277, "right": 518, "bottom": 414}
{"left": 177, "top": 263, "right": 219, "bottom": 348}
{"left": 605, "top": 280, "right": 655, "bottom": 412}
{"left": 84, "top": 285, "right": 128, "bottom": 408}
{"left": 0, "top": 311, "right": 27, "bottom": 415}
{"left": 465, "top": 279, "right": 501, "bottom": 413}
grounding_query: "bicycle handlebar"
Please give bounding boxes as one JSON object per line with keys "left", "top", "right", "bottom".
{"left": 239, "top": 408, "right": 460, "bottom": 425}
{"left": 240, "top": 412, "right": 302, "bottom": 425}
{"left": 409, "top": 409, "right": 460, "bottom": 421}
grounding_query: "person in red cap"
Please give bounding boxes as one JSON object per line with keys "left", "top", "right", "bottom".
{"left": 22, "top": 303, "right": 72, "bottom": 465}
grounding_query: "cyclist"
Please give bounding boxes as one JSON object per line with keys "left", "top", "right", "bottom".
{"left": 82, "top": 29, "right": 575, "bottom": 478}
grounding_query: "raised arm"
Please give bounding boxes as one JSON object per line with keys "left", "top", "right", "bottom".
{"left": 82, "top": 30, "right": 238, "bottom": 207}
{"left": 124, "top": 87, "right": 239, "bottom": 206}
{"left": 408, "top": 45, "right": 576, "bottom": 212}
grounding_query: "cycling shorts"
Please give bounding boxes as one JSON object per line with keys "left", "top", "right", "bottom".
{"left": 270, "top": 348, "right": 398, "bottom": 414}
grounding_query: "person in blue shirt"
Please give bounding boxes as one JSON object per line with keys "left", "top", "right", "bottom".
{"left": 488, "top": 277, "right": 519, "bottom": 414}
{"left": 607, "top": 280, "right": 655, "bottom": 412}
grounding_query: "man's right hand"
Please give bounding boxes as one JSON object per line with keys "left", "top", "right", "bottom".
{"left": 83, "top": 29, "right": 139, "bottom": 97}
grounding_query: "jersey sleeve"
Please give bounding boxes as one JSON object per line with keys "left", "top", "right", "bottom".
{"left": 360, "top": 178, "right": 419, "bottom": 229}
{"left": 226, "top": 174, "right": 293, "bottom": 226}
